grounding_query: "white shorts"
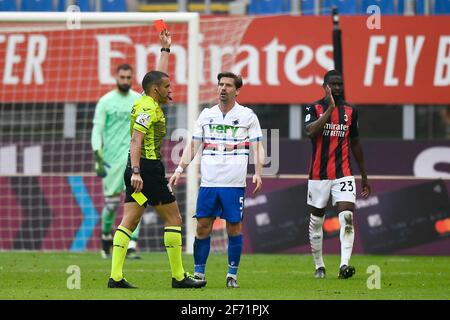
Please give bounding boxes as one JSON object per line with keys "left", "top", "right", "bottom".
{"left": 307, "top": 176, "right": 356, "bottom": 209}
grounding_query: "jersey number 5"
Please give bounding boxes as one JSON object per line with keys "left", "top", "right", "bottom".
{"left": 239, "top": 196, "right": 244, "bottom": 218}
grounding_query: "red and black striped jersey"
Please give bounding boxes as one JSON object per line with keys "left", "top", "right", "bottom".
{"left": 304, "top": 98, "right": 359, "bottom": 180}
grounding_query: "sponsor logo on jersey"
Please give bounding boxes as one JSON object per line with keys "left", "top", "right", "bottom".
{"left": 209, "top": 124, "right": 239, "bottom": 137}
{"left": 323, "top": 123, "right": 348, "bottom": 137}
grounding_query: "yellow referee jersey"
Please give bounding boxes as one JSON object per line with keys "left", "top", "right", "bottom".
{"left": 130, "top": 95, "right": 166, "bottom": 160}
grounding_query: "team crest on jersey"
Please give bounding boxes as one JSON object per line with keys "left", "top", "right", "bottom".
{"left": 136, "top": 113, "right": 150, "bottom": 127}
{"left": 232, "top": 119, "right": 239, "bottom": 125}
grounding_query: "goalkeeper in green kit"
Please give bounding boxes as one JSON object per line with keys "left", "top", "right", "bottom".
{"left": 91, "top": 64, "right": 143, "bottom": 259}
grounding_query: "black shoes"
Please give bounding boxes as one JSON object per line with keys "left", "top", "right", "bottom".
{"left": 338, "top": 265, "right": 355, "bottom": 279}
{"left": 101, "top": 235, "right": 113, "bottom": 259}
{"left": 108, "top": 273, "right": 207, "bottom": 289}
{"left": 172, "top": 273, "right": 207, "bottom": 289}
{"left": 126, "top": 248, "right": 142, "bottom": 260}
{"left": 193, "top": 274, "right": 240, "bottom": 288}
{"left": 194, "top": 274, "right": 206, "bottom": 281}
{"left": 226, "top": 277, "right": 240, "bottom": 288}
{"left": 107, "top": 278, "right": 138, "bottom": 288}
{"left": 314, "top": 266, "right": 326, "bottom": 279}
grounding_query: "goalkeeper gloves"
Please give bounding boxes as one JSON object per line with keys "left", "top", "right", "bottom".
{"left": 94, "top": 150, "right": 110, "bottom": 178}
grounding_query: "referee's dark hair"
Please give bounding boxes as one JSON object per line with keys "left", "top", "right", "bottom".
{"left": 141, "top": 71, "right": 169, "bottom": 95}
{"left": 217, "top": 72, "right": 243, "bottom": 89}
{"left": 323, "top": 69, "right": 342, "bottom": 84}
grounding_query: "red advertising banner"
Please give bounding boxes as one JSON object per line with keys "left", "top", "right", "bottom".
{"left": 341, "top": 16, "right": 450, "bottom": 104}
{"left": 238, "top": 16, "right": 450, "bottom": 104}
{"left": 0, "top": 24, "right": 188, "bottom": 103}
{"left": 0, "top": 16, "right": 449, "bottom": 104}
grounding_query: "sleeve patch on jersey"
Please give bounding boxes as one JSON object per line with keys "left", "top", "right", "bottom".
{"left": 136, "top": 113, "right": 150, "bottom": 128}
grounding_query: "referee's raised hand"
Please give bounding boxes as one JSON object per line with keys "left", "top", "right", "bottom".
{"left": 159, "top": 29, "right": 171, "bottom": 48}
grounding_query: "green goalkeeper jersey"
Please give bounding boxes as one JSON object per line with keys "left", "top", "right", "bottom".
{"left": 91, "top": 89, "right": 141, "bottom": 163}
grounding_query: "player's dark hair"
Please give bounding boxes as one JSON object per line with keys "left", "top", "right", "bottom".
{"left": 141, "top": 71, "right": 169, "bottom": 94}
{"left": 323, "top": 70, "right": 342, "bottom": 84}
{"left": 217, "top": 72, "right": 243, "bottom": 89}
{"left": 116, "top": 63, "right": 133, "bottom": 73}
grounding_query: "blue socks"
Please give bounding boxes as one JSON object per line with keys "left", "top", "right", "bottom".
{"left": 227, "top": 234, "right": 243, "bottom": 278}
{"left": 194, "top": 236, "right": 211, "bottom": 274}
{"left": 194, "top": 234, "right": 243, "bottom": 279}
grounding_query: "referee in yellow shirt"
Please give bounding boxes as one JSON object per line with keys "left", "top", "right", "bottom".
{"left": 108, "top": 29, "right": 206, "bottom": 289}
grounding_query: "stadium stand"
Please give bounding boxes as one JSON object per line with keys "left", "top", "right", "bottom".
{"left": 4, "top": 0, "right": 449, "bottom": 15}
{"left": 17, "top": 0, "right": 125, "bottom": 12}
{"left": 248, "top": 0, "right": 291, "bottom": 14}
{"left": 138, "top": 0, "right": 232, "bottom": 13}
{"left": 322, "top": 0, "right": 359, "bottom": 14}
{"left": 362, "top": 0, "right": 450, "bottom": 15}
{"left": 362, "top": 0, "right": 395, "bottom": 14}
{"left": 397, "top": 0, "right": 421, "bottom": 14}
{"left": 57, "top": 0, "right": 100, "bottom": 11}
{"left": 0, "top": 0, "right": 17, "bottom": 11}
{"left": 300, "top": 0, "right": 317, "bottom": 15}
{"left": 58, "top": 0, "right": 67, "bottom": 11}
{"left": 21, "top": 0, "right": 54, "bottom": 11}
{"left": 415, "top": 0, "right": 427, "bottom": 14}
{"left": 76, "top": 0, "right": 97, "bottom": 11}
{"left": 101, "top": 0, "right": 127, "bottom": 11}
{"left": 434, "top": 0, "right": 450, "bottom": 14}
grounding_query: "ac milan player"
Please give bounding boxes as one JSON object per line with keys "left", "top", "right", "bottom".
{"left": 304, "top": 70, "right": 371, "bottom": 279}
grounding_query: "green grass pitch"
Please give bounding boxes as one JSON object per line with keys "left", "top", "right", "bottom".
{"left": 1, "top": 252, "right": 449, "bottom": 300}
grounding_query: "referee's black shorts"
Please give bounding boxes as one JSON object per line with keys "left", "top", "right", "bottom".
{"left": 124, "top": 158, "right": 176, "bottom": 207}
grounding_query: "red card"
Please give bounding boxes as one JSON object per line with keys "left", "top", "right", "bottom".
{"left": 154, "top": 19, "right": 167, "bottom": 32}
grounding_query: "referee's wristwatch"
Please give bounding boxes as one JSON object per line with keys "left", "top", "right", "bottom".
{"left": 132, "top": 166, "right": 140, "bottom": 174}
